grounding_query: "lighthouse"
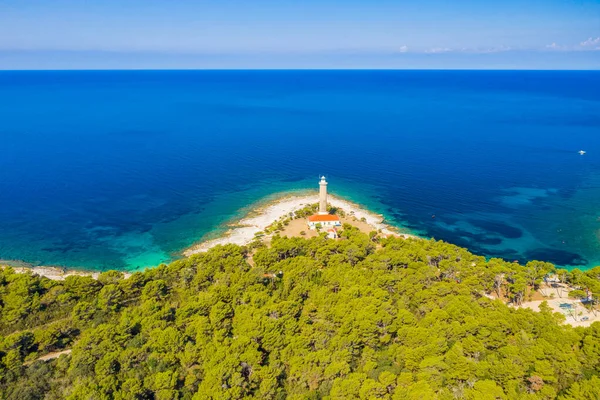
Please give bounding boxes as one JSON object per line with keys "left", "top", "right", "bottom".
{"left": 307, "top": 176, "right": 341, "bottom": 231}
{"left": 318, "top": 176, "right": 328, "bottom": 215}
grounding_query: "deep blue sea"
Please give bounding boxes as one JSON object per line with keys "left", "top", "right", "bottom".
{"left": 0, "top": 70, "right": 599, "bottom": 271}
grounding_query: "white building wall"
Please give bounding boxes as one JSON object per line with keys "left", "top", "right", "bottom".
{"left": 308, "top": 220, "right": 342, "bottom": 230}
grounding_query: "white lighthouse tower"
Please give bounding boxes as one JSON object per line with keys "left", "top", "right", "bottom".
{"left": 307, "top": 175, "right": 341, "bottom": 231}
{"left": 318, "top": 176, "right": 328, "bottom": 215}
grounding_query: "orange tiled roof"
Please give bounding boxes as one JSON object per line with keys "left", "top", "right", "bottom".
{"left": 308, "top": 214, "right": 341, "bottom": 222}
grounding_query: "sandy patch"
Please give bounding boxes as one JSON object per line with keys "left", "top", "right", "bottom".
{"left": 340, "top": 215, "right": 377, "bottom": 234}
{"left": 518, "top": 298, "right": 600, "bottom": 328}
{"left": 278, "top": 218, "right": 319, "bottom": 239}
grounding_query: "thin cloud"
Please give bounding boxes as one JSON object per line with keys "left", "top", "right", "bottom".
{"left": 422, "top": 45, "right": 511, "bottom": 54}
{"left": 410, "top": 40, "right": 598, "bottom": 54}
{"left": 397, "top": 45, "right": 409, "bottom": 53}
{"left": 471, "top": 46, "right": 512, "bottom": 54}
{"left": 580, "top": 37, "right": 600, "bottom": 47}
{"left": 545, "top": 42, "right": 564, "bottom": 50}
{"left": 425, "top": 47, "right": 453, "bottom": 54}
{"left": 544, "top": 38, "right": 600, "bottom": 51}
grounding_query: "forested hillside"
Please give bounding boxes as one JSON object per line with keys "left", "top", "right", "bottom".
{"left": 2, "top": 225, "right": 600, "bottom": 399}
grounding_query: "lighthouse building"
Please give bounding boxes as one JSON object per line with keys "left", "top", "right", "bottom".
{"left": 307, "top": 176, "right": 341, "bottom": 230}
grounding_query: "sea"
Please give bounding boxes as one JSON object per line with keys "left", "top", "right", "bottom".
{"left": 0, "top": 70, "right": 599, "bottom": 272}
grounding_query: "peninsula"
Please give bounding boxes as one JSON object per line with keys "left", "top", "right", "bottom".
{"left": 184, "top": 179, "right": 411, "bottom": 257}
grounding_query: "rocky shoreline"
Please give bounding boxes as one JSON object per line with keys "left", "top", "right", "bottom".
{"left": 3, "top": 192, "right": 416, "bottom": 281}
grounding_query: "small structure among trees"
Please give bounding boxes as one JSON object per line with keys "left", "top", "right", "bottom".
{"left": 307, "top": 214, "right": 341, "bottom": 230}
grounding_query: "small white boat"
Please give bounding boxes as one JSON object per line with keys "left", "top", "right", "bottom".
{"left": 579, "top": 150, "right": 586, "bottom": 155}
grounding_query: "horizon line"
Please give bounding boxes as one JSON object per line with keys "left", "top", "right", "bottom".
{"left": 1, "top": 68, "right": 600, "bottom": 72}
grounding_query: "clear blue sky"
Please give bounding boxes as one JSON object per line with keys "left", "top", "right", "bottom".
{"left": 1, "top": 0, "right": 599, "bottom": 69}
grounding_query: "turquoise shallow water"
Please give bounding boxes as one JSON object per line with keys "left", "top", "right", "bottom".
{"left": 0, "top": 70, "right": 599, "bottom": 271}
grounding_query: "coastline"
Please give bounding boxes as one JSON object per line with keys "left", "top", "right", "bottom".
{"left": 183, "top": 192, "right": 416, "bottom": 256}
{"left": 4, "top": 191, "right": 597, "bottom": 330}
{"left": 3, "top": 265, "right": 131, "bottom": 281}
{"left": 2, "top": 191, "right": 416, "bottom": 281}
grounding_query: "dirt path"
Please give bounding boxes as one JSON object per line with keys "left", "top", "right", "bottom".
{"left": 25, "top": 349, "right": 72, "bottom": 365}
